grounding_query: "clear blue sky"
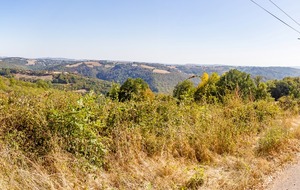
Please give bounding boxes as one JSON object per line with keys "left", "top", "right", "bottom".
{"left": 1, "top": 0, "right": 300, "bottom": 66}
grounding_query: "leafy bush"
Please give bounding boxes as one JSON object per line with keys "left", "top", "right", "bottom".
{"left": 278, "top": 96, "right": 300, "bottom": 114}
{"left": 0, "top": 92, "right": 51, "bottom": 156}
{"left": 118, "top": 78, "right": 154, "bottom": 102}
{"left": 173, "top": 80, "right": 195, "bottom": 102}
{"left": 47, "top": 93, "right": 107, "bottom": 167}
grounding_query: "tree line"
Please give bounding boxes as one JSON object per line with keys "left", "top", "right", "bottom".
{"left": 106, "top": 69, "right": 300, "bottom": 114}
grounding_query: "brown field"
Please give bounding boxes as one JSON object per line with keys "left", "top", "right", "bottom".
{"left": 141, "top": 65, "right": 155, "bottom": 70}
{"left": 84, "top": 61, "right": 102, "bottom": 67}
{"left": 14, "top": 74, "right": 53, "bottom": 80}
{"left": 66, "top": 62, "right": 101, "bottom": 68}
{"left": 153, "top": 69, "right": 170, "bottom": 74}
{"left": 104, "top": 65, "right": 114, "bottom": 68}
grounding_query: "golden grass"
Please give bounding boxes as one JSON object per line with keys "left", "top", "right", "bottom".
{"left": 1, "top": 76, "right": 300, "bottom": 189}
{"left": 14, "top": 73, "right": 53, "bottom": 80}
{"left": 84, "top": 61, "right": 102, "bottom": 67}
{"left": 153, "top": 69, "right": 170, "bottom": 74}
{"left": 140, "top": 65, "right": 155, "bottom": 70}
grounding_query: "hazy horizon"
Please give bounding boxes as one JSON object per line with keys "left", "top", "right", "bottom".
{"left": 1, "top": 0, "right": 300, "bottom": 67}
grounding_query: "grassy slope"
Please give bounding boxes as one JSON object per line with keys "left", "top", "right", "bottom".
{"left": 1, "top": 76, "right": 300, "bottom": 189}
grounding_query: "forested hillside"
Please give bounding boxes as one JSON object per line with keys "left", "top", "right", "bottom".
{"left": 1, "top": 57, "right": 300, "bottom": 94}
{"left": 1, "top": 69, "right": 300, "bottom": 189}
{"left": 0, "top": 68, "right": 112, "bottom": 94}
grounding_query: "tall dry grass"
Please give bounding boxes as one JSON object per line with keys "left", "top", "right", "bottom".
{"left": 0, "top": 76, "right": 300, "bottom": 189}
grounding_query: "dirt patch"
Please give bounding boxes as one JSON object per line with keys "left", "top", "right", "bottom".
{"left": 141, "top": 65, "right": 155, "bottom": 70}
{"left": 153, "top": 69, "right": 170, "bottom": 74}
{"left": 15, "top": 74, "right": 53, "bottom": 80}
{"left": 66, "top": 62, "right": 101, "bottom": 68}
{"left": 84, "top": 61, "right": 102, "bottom": 67}
{"left": 104, "top": 65, "right": 114, "bottom": 68}
{"left": 52, "top": 72, "right": 62, "bottom": 74}
{"left": 26, "top": 60, "right": 36, "bottom": 66}
{"left": 73, "top": 89, "right": 88, "bottom": 93}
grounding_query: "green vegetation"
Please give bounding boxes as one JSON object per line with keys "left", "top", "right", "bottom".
{"left": 107, "top": 78, "right": 155, "bottom": 102}
{"left": 0, "top": 69, "right": 300, "bottom": 189}
{"left": 0, "top": 68, "right": 112, "bottom": 94}
{"left": 174, "top": 69, "right": 271, "bottom": 104}
{"left": 174, "top": 69, "right": 300, "bottom": 106}
{"left": 173, "top": 80, "right": 195, "bottom": 101}
{"left": 2, "top": 57, "right": 300, "bottom": 94}
{"left": 51, "top": 73, "right": 112, "bottom": 94}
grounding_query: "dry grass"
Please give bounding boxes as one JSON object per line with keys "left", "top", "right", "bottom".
{"left": 84, "top": 61, "right": 102, "bottom": 68}
{"left": 73, "top": 89, "right": 88, "bottom": 94}
{"left": 66, "top": 62, "right": 101, "bottom": 68}
{"left": 14, "top": 73, "right": 53, "bottom": 80}
{"left": 1, "top": 138, "right": 298, "bottom": 190}
{"left": 153, "top": 69, "right": 170, "bottom": 74}
{"left": 1, "top": 76, "right": 300, "bottom": 190}
{"left": 140, "top": 65, "right": 155, "bottom": 70}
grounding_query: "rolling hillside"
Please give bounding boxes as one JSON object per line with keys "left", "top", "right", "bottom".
{"left": 1, "top": 57, "right": 300, "bottom": 93}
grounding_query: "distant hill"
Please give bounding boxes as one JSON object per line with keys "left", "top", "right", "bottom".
{"left": 177, "top": 65, "right": 300, "bottom": 81}
{"left": 0, "top": 67, "right": 112, "bottom": 95}
{"left": 1, "top": 57, "right": 300, "bottom": 93}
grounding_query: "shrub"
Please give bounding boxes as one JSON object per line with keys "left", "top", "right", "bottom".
{"left": 0, "top": 93, "right": 52, "bottom": 156}
{"left": 47, "top": 93, "right": 107, "bottom": 167}
{"left": 258, "top": 126, "right": 289, "bottom": 155}
{"left": 278, "top": 96, "right": 299, "bottom": 114}
{"left": 118, "top": 78, "right": 154, "bottom": 102}
{"left": 173, "top": 80, "right": 195, "bottom": 102}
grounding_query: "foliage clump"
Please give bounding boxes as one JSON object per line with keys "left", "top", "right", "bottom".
{"left": 108, "top": 77, "right": 154, "bottom": 102}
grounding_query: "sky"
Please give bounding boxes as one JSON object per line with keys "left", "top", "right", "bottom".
{"left": 1, "top": 0, "right": 300, "bottom": 67}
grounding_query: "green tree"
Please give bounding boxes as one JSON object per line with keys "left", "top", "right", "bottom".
{"left": 0, "top": 68, "right": 11, "bottom": 77}
{"left": 173, "top": 80, "right": 195, "bottom": 101}
{"left": 283, "top": 77, "right": 300, "bottom": 99}
{"left": 253, "top": 76, "right": 269, "bottom": 100}
{"left": 217, "top": 69, "right": 256, "bottom": 100}
{"left": 118, "top": 78, "right": 154, "bottom": 102}
{"left": 194, "top": 72, "right": 220, "bottom": 103}
{"left": 268, "top": 80, "right": 290, "bottom": 101}
{"left": 36, "top": 79, "right": 51, "bottom": 89}
{"left": 107, "top": 82, "right": 120, "bottom": 101}
{"left": 198, "top": 72, "right": 209, "bottom": 88}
